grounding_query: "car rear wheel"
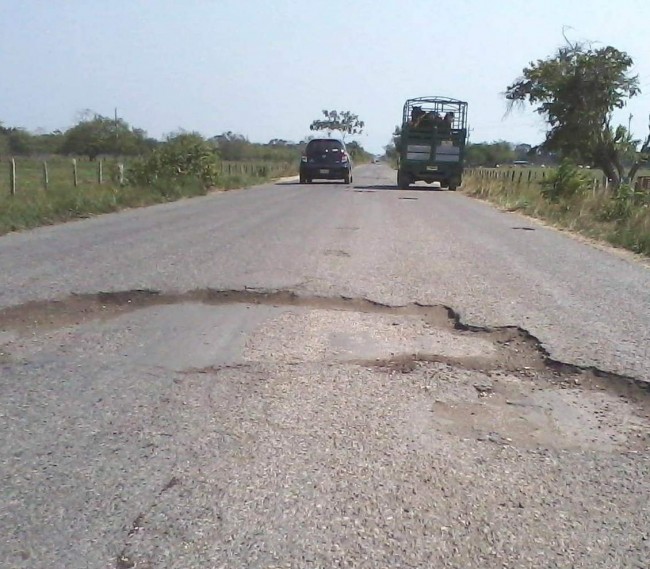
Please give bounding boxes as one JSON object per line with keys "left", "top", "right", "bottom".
{"left": 344, "top": 172, "right": 352, "bottom": 184}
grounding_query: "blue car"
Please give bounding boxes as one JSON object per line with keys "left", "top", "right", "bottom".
{"left": 299, "top": 138, "right": 353, "bottom": 184}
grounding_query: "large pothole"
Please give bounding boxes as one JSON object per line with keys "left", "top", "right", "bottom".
{"left": 0, "top": 288, "right": 646, "bottom": 384}
{"left": 1, "top": 288, "right": 649, "bottom": 454}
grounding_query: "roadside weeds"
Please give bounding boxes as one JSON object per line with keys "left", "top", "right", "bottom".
{"left": 460, "top": 174, "right": 650, "bottom": 260}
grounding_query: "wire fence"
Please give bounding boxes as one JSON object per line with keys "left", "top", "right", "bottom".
{"left": 0, "top": 157, "right": 296, "bottom": 196}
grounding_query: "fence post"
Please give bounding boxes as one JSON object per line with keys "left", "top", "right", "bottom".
{"left": 10, "top": 158, "right": 16, "bottom": 196}
{"left": 98, "top": 159, "right": 103, "bottom": 184}
{"left": 118, "top": 163, "right": 125, "bottom": 186}
{"left": 43, "top": 161, "right": 49, "bottom": 191}
{"left": 72, "top": 159, "right": 78, "bottom": 187}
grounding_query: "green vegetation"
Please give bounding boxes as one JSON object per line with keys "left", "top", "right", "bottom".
{"left": 463, "top": 165, "right": 650, "bottom": 256}
{"left": 59, "top": 113, "right": 156, "bottom": 159}
{"left": 0, "top": 157, "right": 295, "bottom": 235}
{"left": 309, "top": 110, "right": 365, "bottom": 140}
{"left": 0, "top": 110, "right": 368, "bottom": 235}
{"left": 382, "top": 126, "right": 402, "bottom": 167}
{"left": 0, "top": 138, "right": 296, "bottom": 235}
{"left": 455, "top": 36, "right": 650, "bottom": 257}
{"left": 505, "top": 40, "right": 650, "bottom": 187}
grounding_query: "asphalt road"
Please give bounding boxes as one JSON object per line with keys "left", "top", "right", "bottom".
{"left": 1, "top": 164, "right": 649, "bottom": 568}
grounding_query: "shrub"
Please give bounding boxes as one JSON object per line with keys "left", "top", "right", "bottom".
{"left": 127, "top": 132, "right": 219, "bottom": 188}
{"left": 540, "top": 159, "right": 591, "bottom": 203}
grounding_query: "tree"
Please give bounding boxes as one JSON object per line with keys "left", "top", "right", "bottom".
{"left": 309, "top": 110, "right": 364, "bottom": 140}
{"left": 505, "top": 40, "right": 649, "bottom": 186}
{"left": 345, "top": 140, "right": 372, "bottom": 162}
{"left": 209, "top": 131, "right": 249, "bottom": 161}
{"left": 7, "top": 129, "right": 33, "bottom": 155}
{"left": 127, "top": 131, "right": 219, "bottom": 188}
{"left": 60, "top": 114, "right": 150, "bottom": 159}
{"left": 0, "top": 123, "right": 35, "bottom": 156}
{"left": 382, "top": 125, "right": 402, "bottom": 162}
{"left": 31, "top": 130, "right": 65, "bottom": 155}
{"left": 465, "top": 141, "right": 515, "bottom": 167}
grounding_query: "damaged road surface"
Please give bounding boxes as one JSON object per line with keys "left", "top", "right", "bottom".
{"left": 1, "top": 165, "right": 650, "bottom": 568}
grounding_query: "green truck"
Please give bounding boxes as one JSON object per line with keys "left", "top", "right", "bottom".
{"left": 397, "top": 96, "right": 468, "bottom": 190}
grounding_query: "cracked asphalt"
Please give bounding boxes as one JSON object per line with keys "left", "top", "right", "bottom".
{"left": 1, "top": 164, "right": 650, "bottom": 568}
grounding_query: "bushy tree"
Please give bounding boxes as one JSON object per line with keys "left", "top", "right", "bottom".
{"left": 465, "top": 141, "right": 516, "bottom": 166}
{"left": 60, "top": 113, "right": 151, "bottom": 159}
{"left": 127, "top": 131, "right": 219, "bottom": 187}
{"left": 210, "top": 131, "right": 250, "bottom": 161}
{"left": 505, "top": 40, "right": 649, "bottom": 186}
{"left": 0, "top": 123, "right": 35, "bottom": 156}
{"left": 345, "top": 140, "right": 372, "bottom": 162}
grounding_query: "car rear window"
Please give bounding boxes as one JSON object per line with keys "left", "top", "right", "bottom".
{"left": 306, "top": 140, "right": 344, "bottom": 154}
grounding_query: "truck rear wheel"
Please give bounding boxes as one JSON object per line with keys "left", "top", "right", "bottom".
{"left": 397, "top": 171, "right": 410, "bottom": 190}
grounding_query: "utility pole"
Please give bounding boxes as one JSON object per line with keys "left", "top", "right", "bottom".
{"left": 114, "top": 107, "right": 119, "bottom": 154}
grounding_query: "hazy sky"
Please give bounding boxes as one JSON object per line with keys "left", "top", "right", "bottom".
{"left": 2, "top": 0, "right": 649, "bottom": 153}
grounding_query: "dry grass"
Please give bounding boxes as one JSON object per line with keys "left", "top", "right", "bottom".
{"left": 462, "top": 170, "right": 650, "bottom": 257}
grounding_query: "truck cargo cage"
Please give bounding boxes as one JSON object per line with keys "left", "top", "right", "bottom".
{"left": 397, "top": 96, "right": 469, "bottom": 191}
{"left": 402, "top": 96, "right": 468, "bottom": 132}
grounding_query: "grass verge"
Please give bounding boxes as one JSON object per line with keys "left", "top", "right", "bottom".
{"left": 461, "top": 172, "right": 650, "bottom": 257}
{"left": 0, "top": 160, "right": 296, "bottom": 235}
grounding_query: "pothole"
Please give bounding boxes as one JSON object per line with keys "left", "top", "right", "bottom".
{"left": 1, "top": 288, "right": 648, "bottom": 455}
{"left": 0, "top": 288, "right": 647, "bottom": 393}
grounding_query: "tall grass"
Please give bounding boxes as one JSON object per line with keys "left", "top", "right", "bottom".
{"left": 462, "top": 167, "right": 650, "bottom": 256}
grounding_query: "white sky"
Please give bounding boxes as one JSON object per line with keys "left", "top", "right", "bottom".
{"left": 1, "top": 0, "right": 649, "bottom": 153}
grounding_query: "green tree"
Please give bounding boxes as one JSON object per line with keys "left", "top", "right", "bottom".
{"left": 209, "top": 131, "right": 249, "bottom": 161}
{"left": 465, "top": 141, "right": 515, "bottom": 167}
{"left": 128, "top": 131, "right": 219, "bottom": 187}
{"left": 0, "top": 123, "right": 33, "bottom": 155}
{"left": 60, "top": 113, "right": 150, "bottom": 159}
{"left": 309, "top": 110, "right": 364, "bottom": 140}
{"left": 6, "top": 129, "right": 33, "bottom": 155}
{"left": 505, "top": 40, "right": 649, "bottom": 186}
{"left": 31, "top": 129, "right": 66, "bottom": 155}
{"left": 382, "top": 125, "right": 402, "bottom": 162}
{"left": 345, "top": 140, "right": 372, "bottom": 162}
